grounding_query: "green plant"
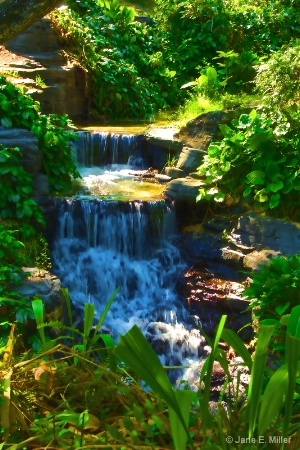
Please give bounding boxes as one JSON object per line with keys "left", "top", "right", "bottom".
{"left": 256, "top": 41, "right": 300, "bottom": 109}
{"left": 35, "top": 237, "right": 52, "bottom": 274}
{"left": 35, "top": 74, "right": 46, "bottom": 88}
{"left": 0, "top": 145, "right": 45, "bottom": 235}
{"left": 243, "top": 254, "right": 300, "bottom": 355}
{"left": 196, "top": 109, "right": 300, "bottom": 218}
{"left": 0, "top": 76, "right": 80, "bottom": 192}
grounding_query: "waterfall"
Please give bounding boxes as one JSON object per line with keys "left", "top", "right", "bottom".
{"left": 72, "top": 131, "right": 148, "bottom": 168}
{"left": 52, "top": 131, "right": 207, "bottom": 387}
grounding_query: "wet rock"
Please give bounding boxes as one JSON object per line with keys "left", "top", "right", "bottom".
{"left": 177, "top": 267, "right": 252, "bottom": 341}
{"left": 164, "top": 176, "right": 206, "bottom": 202}
{"left": 146, "top": 135, "right": 182, "bottom": 169}
{"left": 176, "top": 146, "right": 206, "bottom": 175}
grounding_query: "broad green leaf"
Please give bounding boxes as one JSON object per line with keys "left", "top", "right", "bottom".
{"left": 246, "top": 170, "right": 265, "bottom": 184}
{"left": 32, "top": 299, "right": 45, "bottom": 344}
{"left": 283, "top": 306, "right": 300, "bottom": 438}
{"left": 114, "top": 325, "right": 189, "bottom": 436}
{"left": 169, "top": 390, "right": 195, "bottom": 450}
{"left": 206, "top": 66, "right": 218, "bottom": 84}
{"left": 213, "top": 193, "right": 225, "bottom": 202}
{"left": 269, "top": 193, "right": 280, "bottom": 209}
{"left": 247, "top": 322, "right": 275, "bottom": 438}
{"left": 249, "top": 109, "right": 257, "bottom": 120}
{"left": 287, "top": 305, "right": 300, "bottom": 338}
{"left": 208, "top": 144, "right": 221, "bottom": 157}
{"left": 198, "top": 74, "right": 208, "bottom": 86}
{"left": 269, "top": 181, "right": 283, "bottom": 192}
{"left": 254, "top": 189, "right": 269, "bottom": 203}
{"left": 247, "top": 131, "right": 271, "bottom": 149}
{"left": 258, "top": 363, "right": 289, "bottom": 435}
{"left": 221, "top": 329, "right": 252, "bottom": 370}
{"left": 275, "top": 302, "right": 289, "bottom": 317}
{"left": 1, "top": 117, "right": 12, "bottom": 128}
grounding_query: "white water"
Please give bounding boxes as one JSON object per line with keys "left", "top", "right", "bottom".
{"left": 52, "top": 132, "right": 207, "bottom": 387}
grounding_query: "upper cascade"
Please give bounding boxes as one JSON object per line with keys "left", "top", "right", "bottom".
{"left": 72, "top": 131, "right": 148, "bottom": 168}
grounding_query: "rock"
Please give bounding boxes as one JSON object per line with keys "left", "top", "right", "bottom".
{"left": 177, "top": 266, "right": 252, "bottom": 341}
{"left": 146, "top": 136, "right": 182, "bottom": 169}
{"left": 221, "top": 247, "right": 244, "bottom": 267}
{"left": 164, "top": 176, "right": 205, "bottom": 202}
{"left": 14, "top": 268, "right": 65, "bottom": 321}
{"left": 164, "top": 167, "right": 184, "bottom": 179}
{"left": 232, "top": 212, "right": 300, "bottom": 255}
{"left": 0, "top": 127, "right": 42, "bottom": 176}
{"left": 243, "top": 249, "right": 281, "bottom": 271}
{"left": 176, "top": 109, "right": 251, "bottom": 149}
{"left": 176, "top": 146, "right": 206, "bottom": 174}
{"left": 3, "top": 18, "right": 88, "bottom": 121}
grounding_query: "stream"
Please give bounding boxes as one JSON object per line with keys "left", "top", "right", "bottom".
{"left": 51, "top": 131, "right": 207, "bottom": 386}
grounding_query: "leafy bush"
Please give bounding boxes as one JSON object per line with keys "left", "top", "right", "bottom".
{"left": 256, "top": 41, "right": 300, "bottom": 109}
{"left": 243, "top": 254, "right": 300, "bottom": 354}
{"left": 197, "top": 109, "right": 300, "bottom": 218}
{"left": 154, "top": 0, "right": 300, "bottom": 86}
{"left": 52, "top": 0, "right": 179, "bottom": 119}
{"left": 0, "top": 145, "right": 44, "bottom": 227}
{"left": 0, "top": 76, "right": 79, "bottom": 192}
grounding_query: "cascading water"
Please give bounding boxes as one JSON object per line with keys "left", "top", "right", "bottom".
{"left": 52, "top": 131, "right": 207, "bottom": 387}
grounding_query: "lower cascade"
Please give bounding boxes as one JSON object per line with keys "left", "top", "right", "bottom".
{"left": 51, "top": 132, "right": 207, "bottom": 386}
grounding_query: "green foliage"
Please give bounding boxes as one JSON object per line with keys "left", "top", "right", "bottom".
{"left": 197, "top": 109, "right": 300, "bottom": 218}
{"left": 0, "top": 145, "right": 44, "bottom": 230}
{"left": 256, "top": 41, "right": 300, "bottom": 109}
{"left": 0, "top": 76, "right": 79, "bottom": 192}
{"left": 243, "top": 254, "right": 300, "bottom": 355}
{"left": 0, "top": 225, "right": 25, "bottom": 296}
{"left": 154, "top": 0, "right": 300, "bottom": 87}
{"left": 52, "top": 0, "right": 177, "bottom": 119}
{"left": 35, "top": 237, "right": 52, "bottom": 273}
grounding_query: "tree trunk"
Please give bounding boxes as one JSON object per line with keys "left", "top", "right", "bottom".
{"left": 0, "top": 0, "right": 63, "bottom": 43}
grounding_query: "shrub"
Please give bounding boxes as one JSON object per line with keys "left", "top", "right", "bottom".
{"left": 255, "top": 41, "right": 300, "bottom": 109}
{"left": 0, "top": 76, "right": 79, "bottom": 192}
{"left": 196, "top": 109, "right": 300, "bottom": 218}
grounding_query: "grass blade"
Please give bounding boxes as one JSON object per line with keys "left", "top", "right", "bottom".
{"left": 247, "top": 320, "right": 275, "bottom": 438}
{"left": 258, "top": 363, "right": 289, "bottom": 435}
{"left": 31, "top": 298, "right": 45, "bottom": 345}
{"left": 169, "top": 390, "right": 195, "bottom": 450}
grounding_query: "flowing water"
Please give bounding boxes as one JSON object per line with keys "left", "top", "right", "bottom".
{"left": 51, "top": 131, "right": 206, "bottom": 386}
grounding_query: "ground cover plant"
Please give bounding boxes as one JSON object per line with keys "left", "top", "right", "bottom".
{"left": 196, "top": 108, "right": 300, "bottom": 219}
{"left": 1, "top": 290, "right": 300, "bottom": 449}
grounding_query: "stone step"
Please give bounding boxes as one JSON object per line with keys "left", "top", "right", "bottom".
{"left": 5, "top": 17, "right": 62, "bottom": 54}
{"left": 0, "top": 66, "right": 76, "bottom": 85}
